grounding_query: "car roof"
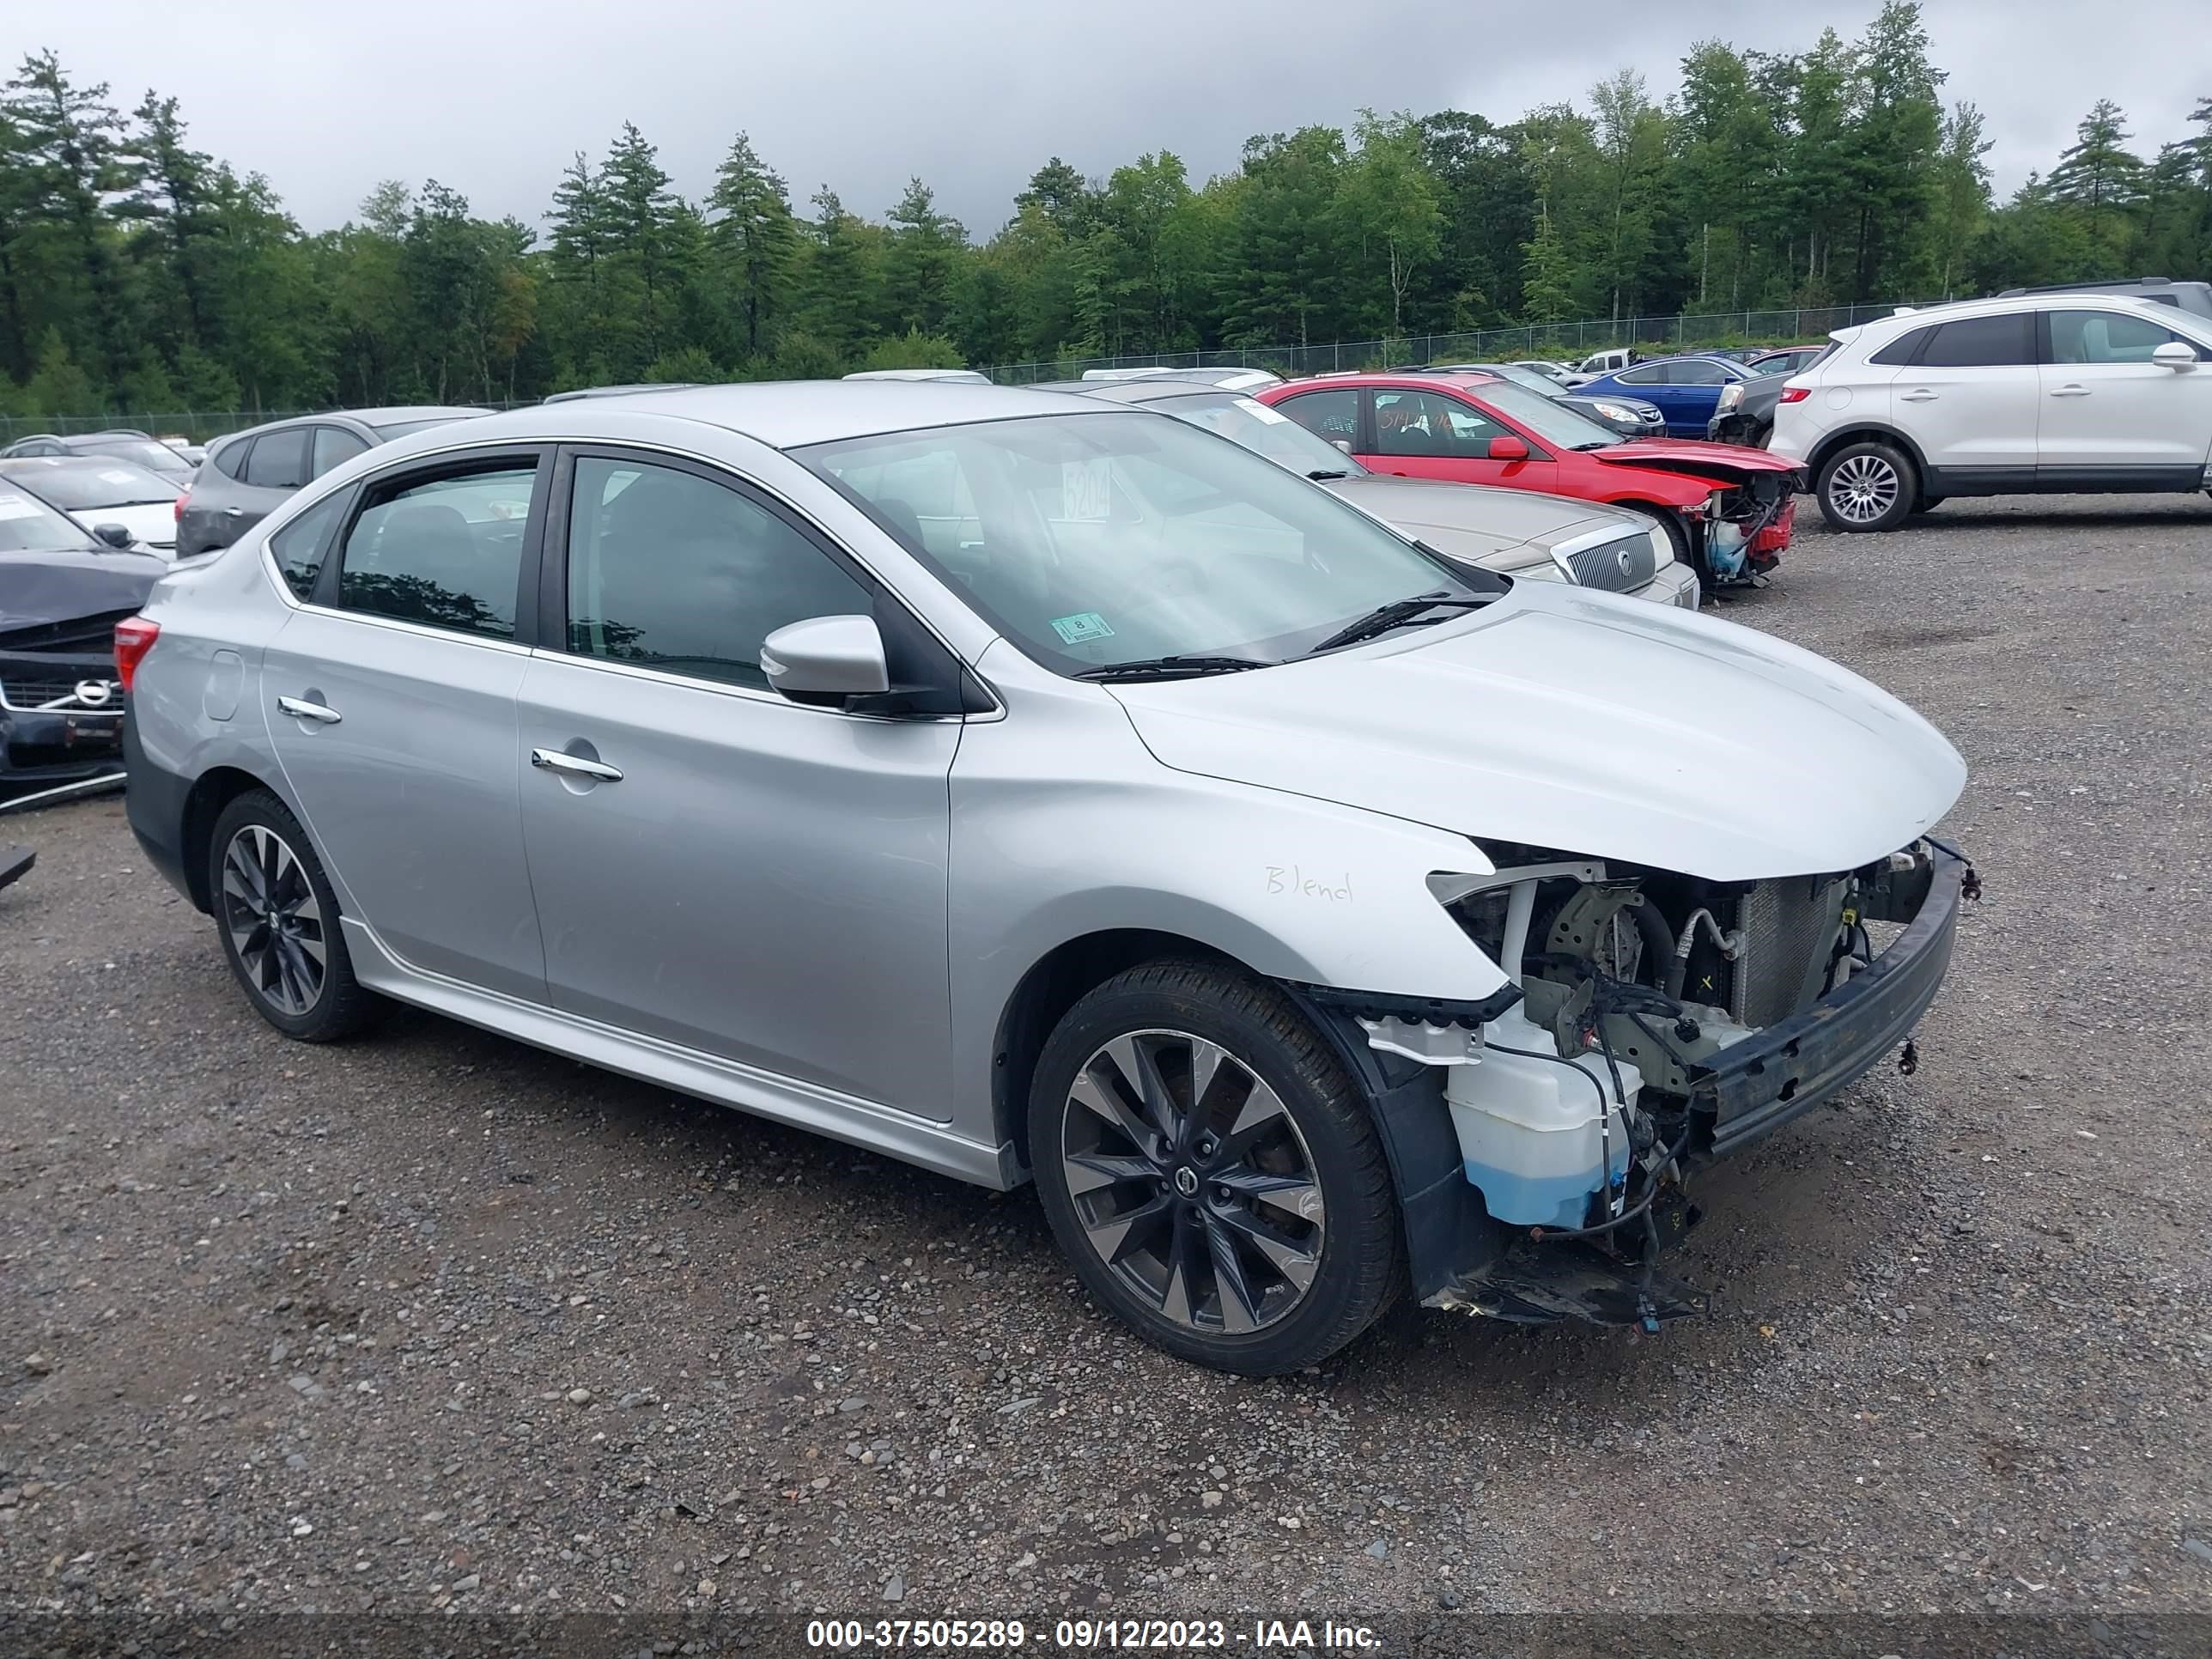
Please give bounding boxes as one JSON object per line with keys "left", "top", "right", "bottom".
{"left": 1050, "top": 380, "right": 1225, "bottom": 406}
{"left": 1272, "top": 371, "right": 1504, "bottom": 392}
{"left": 220, "top": 406, "right": 491, "bottom": 444}
{"left": 439, "top": 380, "right": 1104, "bottom": 451}
{"left": 0, "top": 453, "right": 165, "bottom": 475}
{"left": 1866, "top": 290, "right": 2198, "bottom": 334}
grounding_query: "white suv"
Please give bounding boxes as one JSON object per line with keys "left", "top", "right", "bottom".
{"left": 1771, "top": 294, "right": 2212, "bottom": 532}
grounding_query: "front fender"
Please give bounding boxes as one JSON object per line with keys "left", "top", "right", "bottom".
{"left": 945, "top": 655, "right": 1508, "bottom": 1147}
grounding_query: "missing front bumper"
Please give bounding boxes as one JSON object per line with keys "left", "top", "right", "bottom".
{"left": 1693, "top": 844, "right": 1966, "bottom": 1162}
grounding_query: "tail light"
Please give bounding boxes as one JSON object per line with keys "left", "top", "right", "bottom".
{"left": 114, "top": 617, "right": 161, "bottom": 693}
{"left": 1778, "top": 386, "right": 1811, "bottom": 404}
{"left": 174, "top": 491, "right": 188, "bottom": 523}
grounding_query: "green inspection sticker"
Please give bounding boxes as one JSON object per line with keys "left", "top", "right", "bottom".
{"left": 1050, "top": 611, "right": 1115, "bottom": 644}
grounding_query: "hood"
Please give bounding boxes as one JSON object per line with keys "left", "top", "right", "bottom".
{"left": 1323, "top": 476, "right": 1627, "bottom": 564}
{"left": 0, "top": 547, "right": 167, "bottom": 636}
{"left": 1589, "top": 437, "right": 1800, "bottom": 479}
{"left": 1565, "top": 392, "right": 1663, "bottom": 420}
{"left": 1107, "top": 581, "right": 1966, "bottom": 883}
{"left": 76, "top": 499, "right": 179, "bottom": 551}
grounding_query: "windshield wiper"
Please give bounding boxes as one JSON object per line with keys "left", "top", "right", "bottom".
{"left": 1073, "top": 654, "right": 1271, "bottom": 684}
{"left": 1309, "top": 590, "right": 1492, "bottom": 654}
{"left": 1305, "top": 468, "right": 1351, "bottom": 481}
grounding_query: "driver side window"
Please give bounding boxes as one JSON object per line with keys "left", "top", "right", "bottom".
{"left": 563, "top": 456, "right": 872, "bottom": 691}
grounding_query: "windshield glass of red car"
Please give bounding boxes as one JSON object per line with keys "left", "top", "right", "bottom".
{"left": 1458, "top": 380, "right": 1623, "bottom": 451}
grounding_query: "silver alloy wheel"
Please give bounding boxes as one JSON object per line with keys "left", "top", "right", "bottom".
{"left": 218, "top": 823, "right": 326, "bottom": 1017}
{"left": 1828, "top": 453, "right": 1901, "bottom": 524}
{"left": 1061, "top": 1029, "right": 1325, "bottom": 1334}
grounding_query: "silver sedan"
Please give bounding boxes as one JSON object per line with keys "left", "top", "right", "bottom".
{"left": 124, "top": 383, "right": 1967, "bottom": 1374}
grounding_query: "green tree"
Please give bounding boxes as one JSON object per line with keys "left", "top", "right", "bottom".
{"left": 5, "top": 51, "right": 142, "bottom": 386}
{"left": 881, "top": 178, "right": 963, "bottom": 336}
{"left": 1339, "top": 112, "right": 1440, "bottom": 337}
{"left": 707, "top": 131, "right": 799, "bottom": 358}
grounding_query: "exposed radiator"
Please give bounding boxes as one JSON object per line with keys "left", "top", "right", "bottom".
{"left": 1732, "top": 877, "right": 1847, "bottom": 1029}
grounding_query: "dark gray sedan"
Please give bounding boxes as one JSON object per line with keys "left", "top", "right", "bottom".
{"left": 177, "top": 406, "right": 488, "bottom": 558}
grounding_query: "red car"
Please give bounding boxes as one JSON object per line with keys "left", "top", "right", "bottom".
{"left": 1255, "top": 371, "right": 1802, "bottom": 586}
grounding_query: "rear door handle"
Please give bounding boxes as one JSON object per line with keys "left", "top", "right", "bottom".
{"left": 276, "top": 695, "right": 341, "bottom": 726}
{"left": 223, "top": 507, "right": 245, "bottom": 517}
{"left": 1899, "top": 390, "right": 1939, "bottom": 402}
{"left": 531, "top": 747, "right": 623, "bottom": 783}
{"left": 2049, "top": 385, "right": 2091, "bottom": 398}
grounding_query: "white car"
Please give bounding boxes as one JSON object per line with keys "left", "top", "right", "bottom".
{"left": 0, "top": 455, "right": 183, "bottom": 556}
{"left": 1771, "top": 293, "right": 2212, "bottom": 532}
{"left": 1562, "top": 347, "right": 1639, "bottom": 388}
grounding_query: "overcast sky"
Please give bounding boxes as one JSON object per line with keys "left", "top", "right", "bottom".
{"left": 26, "top": 0, "right": 2208, "bottom": 236}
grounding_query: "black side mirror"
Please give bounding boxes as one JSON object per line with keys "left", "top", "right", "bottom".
{"left": 91, "top": 522, "right": 135, "bottom": 550}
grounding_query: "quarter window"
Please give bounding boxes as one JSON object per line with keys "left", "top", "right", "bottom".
{"left": 563, "top": 457, "right": 871, "bottom": 691}
{"left": 336, "top": 463, "right": 535, "bottom": 638}
{"left": 1868, "top": 326, "right": 1931, "bottom": 367}
{"left": 1917, "top": 313, "right": 2033, "bottom": 368}
{"left": 243, "top": 427, "right": 311, "bottom": 489}
{"left": 211, "top": 437, "right": 252, "bottom": 480}
{"left": 268, "top": 493, "right": 347, "bottom": 603}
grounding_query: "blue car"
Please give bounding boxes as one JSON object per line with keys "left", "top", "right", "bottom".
{"left": 1577, "top": 354, "right": 1754, "bottom": 438}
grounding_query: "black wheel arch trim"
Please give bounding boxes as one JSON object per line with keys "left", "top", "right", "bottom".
{"left": 1805, "top": 423, "right": 1931, "bottom": 484}
{"left": 1278, "top": 981, "right": 1508, "bottom": 1304}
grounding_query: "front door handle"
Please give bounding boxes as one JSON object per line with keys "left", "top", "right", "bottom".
{"left": 223, "top": 507, "right": 245, "bottom": 517}
{"left": 276, "top": 695, "right": 341, "bottom": 726}
{"left": 531, "top": 747, "right": 623, "bottom": 783}
{"left": 2049, "top": 385, "right": 2091, "bottom": 398}
{"left": 1899, "top": 389, "right": 1939, "bottom": 402}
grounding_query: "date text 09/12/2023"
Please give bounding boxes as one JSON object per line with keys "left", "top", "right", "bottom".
{"left": 804, "top": 1616, "right": 1382, "bottom": 1650}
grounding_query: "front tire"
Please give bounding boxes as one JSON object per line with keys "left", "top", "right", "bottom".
{"left": 209, "top": 790, "right": 378, "bottom": 1042}
{"left": 1815, "top": 441, "right": 1917, "bottom": 532}
{"left": 1028, "top": 961, "right": 1402, "bottom": 1375}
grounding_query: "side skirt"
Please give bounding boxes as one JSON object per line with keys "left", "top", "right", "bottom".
{"left": 342, "top": 917, "right": 1021, "bottom": 1191}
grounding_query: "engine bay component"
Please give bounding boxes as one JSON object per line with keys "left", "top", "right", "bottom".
{"left": 1382, "top": 839, "right": 1966, "bottom": 1328}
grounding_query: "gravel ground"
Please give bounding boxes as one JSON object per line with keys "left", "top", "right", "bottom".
{"left": 3, "top": 495, "right": 2209, "bottom": 1644}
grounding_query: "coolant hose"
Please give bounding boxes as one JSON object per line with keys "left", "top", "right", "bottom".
{"left": 1627, "top": 900, "right": 1674, "bottom": 990}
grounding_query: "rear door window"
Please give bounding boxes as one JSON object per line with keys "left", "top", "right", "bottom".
{"left": 1917, "top": 313, "right": 2033, "bottom": 368}
{"left": 243, "top": 427, "right": 311, "bottom": 489}
{"left": 335, "top": 460, "right": 539, "bottom": 639}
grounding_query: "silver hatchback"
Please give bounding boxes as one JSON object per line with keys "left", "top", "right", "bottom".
{"left": 125, "top": 384, "right": 1971, "bottom": 1373}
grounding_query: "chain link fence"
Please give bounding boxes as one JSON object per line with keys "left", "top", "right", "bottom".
{"left": 981, "top": 302, "right": 1926, "bottom": 385}
{"left": 0, "top": 302, "right": 1928, "bottom": 433}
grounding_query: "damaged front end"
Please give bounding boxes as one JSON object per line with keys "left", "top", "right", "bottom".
{"left": 1317, "top": 836, "right": 1973, "bottom": 1334}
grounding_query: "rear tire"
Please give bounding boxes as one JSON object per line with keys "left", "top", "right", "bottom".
{"left": 1028, "top": 960, "right": 1402, "bottom": 1375}
{"left": 208, "top": 790, "right": 380, "bottom": 1042}
{"left": 1815, "top": 441, "right": 1917, "bottom": 532}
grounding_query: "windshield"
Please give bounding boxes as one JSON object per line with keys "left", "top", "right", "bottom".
{"left": 798, "top": 410, "right": 1481, "bottom": 674}
{"left": 5, "top": 462, "right": 178, "bottom": 509}
{"left": 74, "top": 438, "right": 189, "bottom": 472}
{"left": 1464, "top": 380, "right": 1624, "bottom": 450}
{"left": 1148, "top": 392, "right": 1370, "bottom": 479}
{"left": 0, "top": 488, "right": 94, "bottom": 552}
{"left": 1481, "top": 364, "right": 1569, "bottom": 400}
